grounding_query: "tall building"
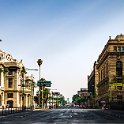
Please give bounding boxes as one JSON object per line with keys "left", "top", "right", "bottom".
{"left": 88, "top": 34, "right": 124, "bottom": 109}
{"left": 0, "top": 50, "right": 34, "bottom": 108}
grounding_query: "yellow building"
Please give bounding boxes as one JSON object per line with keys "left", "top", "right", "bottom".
{"left": 0, "top": 50, "right": 34, "bottom": 108}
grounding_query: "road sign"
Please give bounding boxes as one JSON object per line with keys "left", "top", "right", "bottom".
{"left": 37, "top": 80, "right": 51, "bottom": 87}
{"left": 45, "top": 81, "right": 51, "bottom": 87}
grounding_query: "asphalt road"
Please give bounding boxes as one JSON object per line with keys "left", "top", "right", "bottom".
{"left": 0, "top": 109, "right": 124, "bottom": 124}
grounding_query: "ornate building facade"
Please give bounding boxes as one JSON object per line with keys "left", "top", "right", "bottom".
{"left": 88, "top": 34, "right": 124, "bottom": 109}
{"left": 0, "top": 50, "right": 34, "bottom": 108}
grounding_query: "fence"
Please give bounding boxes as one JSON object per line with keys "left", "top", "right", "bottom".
{"left": 0, "top": 107, "right": 30, "bottom": 116}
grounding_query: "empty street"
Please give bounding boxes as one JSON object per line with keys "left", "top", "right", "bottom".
{"left": 0, "top": 109, "right": 124, "bottom": 124}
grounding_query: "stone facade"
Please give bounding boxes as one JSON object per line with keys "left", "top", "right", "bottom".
{"left": 88, "top": 34, "right": 124, "bottom": 109}
{"left": 88, "top": 62, "right": 98, "bottom": 108}
{"left": 0, "top": 50, "right": 34, "bottom": 108}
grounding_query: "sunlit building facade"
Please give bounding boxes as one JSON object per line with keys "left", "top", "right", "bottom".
{"left": 88, "top": 34, "right": 124, "bottom": 109}
{"left": 0, "top": 50, "right": 34, "bottom": 108}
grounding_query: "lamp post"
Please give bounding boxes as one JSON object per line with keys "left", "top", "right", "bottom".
{"left": 37, "top": 59, "right": 43, "bottom": 107}
{"left": 30, "top": 74, "right": 34, "bottom": 111}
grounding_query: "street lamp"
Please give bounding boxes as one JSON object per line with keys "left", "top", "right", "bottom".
{"left": 37, "top": 59, "right": 43, "bottom": 108}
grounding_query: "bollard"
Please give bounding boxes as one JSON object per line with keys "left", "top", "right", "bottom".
{"left": 11, "top": 107, "right": 12, "bottom": 114}
{"left": 1, "top": 106, "right": 4, "bottom": 115}
{"left": 2, "top": 108, "right": 3, "bottom": 116}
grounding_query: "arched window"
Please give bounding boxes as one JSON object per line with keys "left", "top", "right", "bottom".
{"left": 116, "top": 61, "right": 123, "bottom": 77}
{"left": 7, "top": 100, "right": 13, "bottom": 108}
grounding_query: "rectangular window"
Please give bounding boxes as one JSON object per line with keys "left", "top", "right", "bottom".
{"left": 116, "top": 61, "right": 122, "bottom": 78}
{"left": 122, "top": 46, "right": 124, "bottom": 52}
{"left": 101, "top": 70, "right": 102, "bottom": 81}
{"left": 117, "top": 95, "right": 122, "bottom": 101}
{"left": 25, "top": 82, "right": 29, "bottom": 87}
{"left": 7, "top": 93, "right": 13, "bottom": 98}
{"left": 117, "top": 86, "right": 122, "bottom": 90}
{"left": 118, "top": 46, "right": 121, "bottom": 52}
{"left": 8, "top": 78, "right": 13, "bottom": 88}
{"left": 117, "top": 78, "right": 122, "bottom": 83}
{"left": 8, "top": 70, "right": 13, "bottom": 75}
{"left": 113, "top": 46, "right": 117, "bottom": 52}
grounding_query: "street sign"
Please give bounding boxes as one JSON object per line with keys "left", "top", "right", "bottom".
{"left": 45, "top": 81, "right": 51, "bottom": 87}
{"left": 37, "top": 80, "right": 51, "bottom": 87}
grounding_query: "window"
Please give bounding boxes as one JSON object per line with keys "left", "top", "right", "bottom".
{"left": 117, "top": 86, "right": 122, "bottom": 90}
{"left": 113, "top": 46, "right": 117, "bottom": 52}
{"left": 117, "top": 78, "right": 122, "bottom": 83}
{"left": 117, "top": 46, "right": 121, "bottom": 52}
{"left": 117, "top": 95, "right": 122, "bottom": 101}
{"left": 116, "top": 61, "right": 122, "bottom": 68}
{"left": 101, "top": 70, "right": 102, "bottom": 81}
{"left": 122, "top": 46, "right": 124, "bottom": 52}
{"left": 8, "top": 70, "right": 13, "bottom": 75}
{"left": 8, "top": 78, "right": 13, "bottom": 88}
{"left": 25, "top": 82, "right": 29, "bottom": 87}
{"left": 7, "top": 93, "right": 13, "bottom": 98}
{"left": 116, "top": 61, "right": 123, "bottom": 77}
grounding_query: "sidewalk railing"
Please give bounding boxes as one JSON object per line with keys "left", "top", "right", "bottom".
{"left": 0, "top": 107, "right": 30, "bottom": 116}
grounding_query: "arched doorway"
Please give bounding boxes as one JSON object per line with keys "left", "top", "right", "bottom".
{"left": 7, "top": 100, "right": 13, "bottom": 108}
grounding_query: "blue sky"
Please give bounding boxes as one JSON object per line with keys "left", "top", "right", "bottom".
{"left": 1, "top": 0, "right": 124, "bottom": 101}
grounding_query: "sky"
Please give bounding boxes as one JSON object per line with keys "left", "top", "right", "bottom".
{"left": 1, "top": 0, "right": 124, "bottom": 101}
